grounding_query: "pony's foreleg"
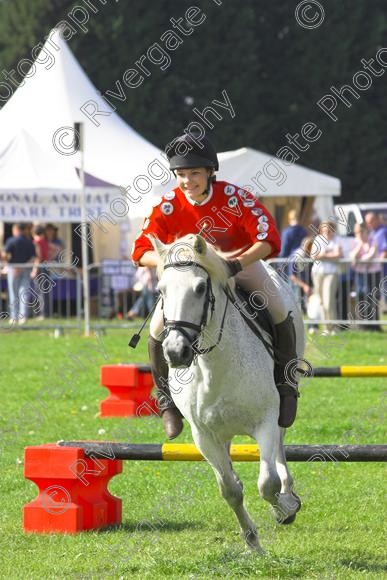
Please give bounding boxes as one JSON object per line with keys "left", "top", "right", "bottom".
{"left": 192, "top": 430, "right": 263, "bottom": 553}
{"left": 274, "top": 428, "right": 301, "bottom": 524}
{"left": 255, "top": 423, "right": 301, "bottom": 524}
{"left": 254, "top": 421, "right": 282, "bottom": 509}
{"left": 275, "top": 428, "right": 294, "bottom": 493}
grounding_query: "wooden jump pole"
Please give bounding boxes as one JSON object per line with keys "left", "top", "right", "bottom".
{"left": 58, "top": 441, "right": 387, "bottom": 462}
{"left": 116, "top": 364, "right": 387, "bottom": 378}
{"left": 313, "top": 366, "right": 387, "bottom": 377}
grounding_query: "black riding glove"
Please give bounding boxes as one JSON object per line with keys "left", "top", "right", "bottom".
{"left": 224, "top": 259, "right": 242, "bottom": 277}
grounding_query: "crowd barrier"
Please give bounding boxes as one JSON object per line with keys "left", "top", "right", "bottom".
{"left": 0, "top": 263, "right": 83, "bottom": 328}
{"left": 268, "top": 257, "right": 387, "bottom": 328}
{"left": 1, "top": 258, "right": 386, "bottom": 329}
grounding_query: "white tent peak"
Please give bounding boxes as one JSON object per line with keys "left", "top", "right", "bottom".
{"left": 0, "top": 28, "right": 162, "bottom": 195}
{"left": 0, "top": 129, "right": 80, "bottom": 191}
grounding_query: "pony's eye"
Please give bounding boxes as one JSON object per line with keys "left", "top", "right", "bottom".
{"left": 195, "top": 282, "right": 206, "bottom": 296}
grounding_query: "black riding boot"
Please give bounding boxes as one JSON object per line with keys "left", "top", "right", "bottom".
{"left": 148, "top": 336, "right": 183, "bottom": 439}
{"left": 274, "top": 312, "right": 300, "bottom": 428}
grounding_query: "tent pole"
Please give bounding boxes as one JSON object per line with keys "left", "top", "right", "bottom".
{"left": 75, "top": 122, "right": 90, "bottom": 337}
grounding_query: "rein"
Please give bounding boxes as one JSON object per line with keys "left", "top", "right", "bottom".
{"left": 161, "top": 262, "right": 229, "bottom": 357}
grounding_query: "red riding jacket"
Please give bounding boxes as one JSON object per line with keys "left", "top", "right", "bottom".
{"left": 131, "top": 181, "right": 281, "bottom": 265}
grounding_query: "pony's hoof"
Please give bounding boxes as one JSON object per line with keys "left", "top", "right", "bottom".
{"left": 243, "top": 530, "right": 263, "bottom": 553}
{"left": 279, "top": 513, "right": 297, "bottom": 525}
{"left": 275, "top": 492, "right": 302, "bottom": 524}
{"left": 246, "top": 540, "right": 265, "bottom": 554}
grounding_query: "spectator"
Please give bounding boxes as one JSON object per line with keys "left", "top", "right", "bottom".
{"left": 1, "top": 223, "right": 37, "bottom": 325}
{"left": 365, "top": 212, "right": 387, "bottom": 261}
{"left": 351, "top": 223, "right": 377, "bottom": 265}
{"left": 350, "top": 224, "right": 379, "bottom": 328}
{"left": 45, "top": 224, "right": 64, "bottom": 261}
{"left": 286, "top": 236, "right": 313, "bottom": 307}
{"left": 286, "top": 236, "right": 319, "bottom": 334}
{"left": 25, "top": 222, "right": 34, "bottom": 240}
{"left": 280, "top": 209, "right": 307, "bottom": 258}
{"left": 33, "top": 225, "right": 49, "bottom": 262}
{"left": 335, "top": 227, "right": 354, "bottom": 329}
{"left": 311, "top": 221, "right": 343, "bottom": 334}
{"left": 33, "top": 225, "right": 50, "bottom": 320}
{"left": 362, "top": 213, "right": 387, "bottom": 331}
{"left": 127, "top": 267, "right": 157, "bottom": 320}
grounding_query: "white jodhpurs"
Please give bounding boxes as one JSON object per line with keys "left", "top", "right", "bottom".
{"left": 235, "top": 261, "right": 288, "bottom": 324}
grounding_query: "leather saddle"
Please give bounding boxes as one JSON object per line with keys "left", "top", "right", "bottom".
{"left": 232, "top": 284, "right": 277, "bottom": 353}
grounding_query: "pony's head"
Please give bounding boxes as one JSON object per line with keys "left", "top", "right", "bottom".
{"left": 149, "top": 234, "right": 229, "bottom": 367}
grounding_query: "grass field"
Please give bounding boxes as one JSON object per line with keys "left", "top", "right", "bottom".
{"left": 0, "top": 326, "right": 386, "bottom": 579}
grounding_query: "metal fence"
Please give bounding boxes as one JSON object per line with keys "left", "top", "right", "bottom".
{"left": 0, "top": 262, "right": 82, "bottom": 329}
{"left": 268, "top": 257, "right": 387, "bottom": 328}
{"left": 1, "top": 258, "right": 386, "bottom": 331}
{"left": 0, "top": 260, "right": 139, "bottom": 331}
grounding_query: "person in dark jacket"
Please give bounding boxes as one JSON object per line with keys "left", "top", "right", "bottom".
{"left": 280, "top": 210, "right": 307, "bottom": 258}
{"left": 2, "top": 223, "right": 37, "bottom": 324}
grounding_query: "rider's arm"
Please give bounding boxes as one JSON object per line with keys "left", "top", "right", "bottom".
{"left": 236, "top": 241, "right": 272, "bottom": 268}
{"left": 138, "top": 251, "right": 160, "bottom": 267}
{"left": 131, "top": 202, "right": 169, "bottom": 266}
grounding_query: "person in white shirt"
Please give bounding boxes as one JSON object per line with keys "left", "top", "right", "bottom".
{"left": 350, "top": 222, "right": 380, "bottom": 329}
{"left": 311, "top": 222, "right": 343, "bottom": 333}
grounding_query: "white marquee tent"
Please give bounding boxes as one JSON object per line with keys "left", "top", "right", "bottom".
{"left": 0, "top": 26, "right": 341, "bottom": 255}
{"left": 0, "top": 28, "right": 167, "bottom": 224}
{"left": 218, "top": 147, "right": 341, "bottom": 227}
{"left": 217, "top": 147, "right": 340, "bottom": 197}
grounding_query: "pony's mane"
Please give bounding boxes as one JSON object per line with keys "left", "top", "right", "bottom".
{"left": 151, "top": 234, "right": 230, "bottom": 286}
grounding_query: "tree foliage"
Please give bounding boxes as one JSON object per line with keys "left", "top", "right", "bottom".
{"left": 0, "top": 0, "right": 386, "bottom": 201}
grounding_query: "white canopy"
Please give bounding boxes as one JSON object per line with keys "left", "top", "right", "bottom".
{"left": 153, "top": 146, "right": 341, "bottom": 217}
{"left": 0, "top": 28, "right": 166, "bottom": 220}
{"left": 217, "top": 147, "right": 341, "bottom": 196}
{"left": 0, "top": 129, "right": 125, "bottom": 221}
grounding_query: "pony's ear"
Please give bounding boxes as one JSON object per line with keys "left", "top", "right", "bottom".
{"left": 147, "top": 235, "right": 166, "bottom": 258}
{"left": 193, "top": 235, "right": 207, "bottom": 255}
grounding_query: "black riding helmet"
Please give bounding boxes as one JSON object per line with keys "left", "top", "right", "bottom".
{"left": 166, "top": 134, "right": 219, "bottom": 172}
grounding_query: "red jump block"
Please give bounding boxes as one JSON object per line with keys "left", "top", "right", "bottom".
{"left": 23, "top": 443, "right": 122, "bottom": 533}
{"left": 100, "top": 364, "right": 158, "bottom": 418}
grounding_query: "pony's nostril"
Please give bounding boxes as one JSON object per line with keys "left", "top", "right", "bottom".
{"left": 182, "top": 345, "right": 190, "bottom": 360}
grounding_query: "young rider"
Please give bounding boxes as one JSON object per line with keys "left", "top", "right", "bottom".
{"left": 131, "top": 134, "right": 300, "bottom": 439}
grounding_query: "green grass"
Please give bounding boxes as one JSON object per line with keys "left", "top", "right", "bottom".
{"left": 0, "top": 327, "right": 386, "bottom": 579}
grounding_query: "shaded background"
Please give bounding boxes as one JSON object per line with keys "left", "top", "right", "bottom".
{"left": 0, "top": 0, "right": 386, "bottom": 201}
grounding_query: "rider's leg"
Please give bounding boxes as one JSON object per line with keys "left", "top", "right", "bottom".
{"left": 149, "top": 301, "right": 183, "bottom": 439}
{"left": 272, "top": 313, "right": 299, "bottom": 427}
{"left": 236, "top": 262, "right": 299, "bottom": 428}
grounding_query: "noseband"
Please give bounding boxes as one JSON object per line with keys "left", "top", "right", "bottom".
{"left": 161, "top": 262, "right": 228, "bottom": 357}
